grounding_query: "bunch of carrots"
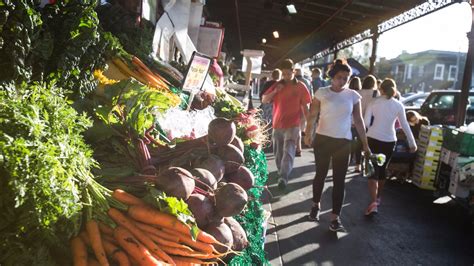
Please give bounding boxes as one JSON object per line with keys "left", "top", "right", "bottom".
{"left": 71, "top": 189, "right": 233, "bottom": 266}
{"left": 106, "top": 56, "right": 181, "bottom": 106}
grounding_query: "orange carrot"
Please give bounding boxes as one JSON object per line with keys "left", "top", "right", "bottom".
{"left": 113, "top": 226, "right": 163, "bottom": 266}
{"left": 170, "top": 256, "right": 208, "bottom": 266}
{"left": 134, "top": 222, "right": 179, "bottom": 243}
{"left": 148, "top": 233, "right": 194, "bottom": 251}
{"left": 87, "top": 258, "right": 102, "bottom": 266}
{"left": 71, "top": 236, "right": 88, "bottom": 266}
{"left": 112, "top": 189, "right": 146, "bottom": 206}
{"left": 135, "top": 66, "right": 168, "bottom": 89}
{"left": 102, "top": 234, "right": 119, "bottom": 246}
{"left": 160, "top": 227, "right": 217, "bottom": 254}
{"left": 108, "top": 208, "right": 174, "bottom": 264}
{"left": 79, "top": 230, "right": 92, "bottom": 247}
{"left": 157, "top": 245, "right": 219, "bottom": 260}
{"left": 86, "top": 220, "right": 109, "bottom": 266}
{"left": 102, "top": 238, "right": 131, "bottom": 266}
{"left": 98, "top": 221, "right": 115, "bottom": 236}
{"left": 128, "top": 205, "right": 219, "bottom": 244}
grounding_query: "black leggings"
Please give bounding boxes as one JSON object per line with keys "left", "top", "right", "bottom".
{"left": 367, "top": 137, "right": 396, "bottom": 180}
{"left": 312, "top": 134, "right": 351, "bottom": 216}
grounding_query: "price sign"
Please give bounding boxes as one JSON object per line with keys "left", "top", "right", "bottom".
{"left": 181, "top": 52, "right": 212, "bottom": 94}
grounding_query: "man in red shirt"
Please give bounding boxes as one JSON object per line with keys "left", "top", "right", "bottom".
{"left": 262, "top": 59, "right": 311, "bottom": 190}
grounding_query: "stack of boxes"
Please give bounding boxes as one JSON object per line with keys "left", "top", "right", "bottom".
{"left": 442, "top": 127, "right": 474, "bottom": 198}
{"left": 412, "top": 126, "right": 443, "bottom": 190}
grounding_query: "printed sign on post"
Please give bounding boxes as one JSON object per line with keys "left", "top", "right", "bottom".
{"left": 182, "top": 52, "right": 212, "bottom": 94}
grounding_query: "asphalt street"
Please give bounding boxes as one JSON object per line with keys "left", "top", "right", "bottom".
{"left": 262, "top": 145, "right": 474, "bottom": 266}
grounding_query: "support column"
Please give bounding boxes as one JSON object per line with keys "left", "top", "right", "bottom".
{"left": 456, "top": 4, "right": 474, "bottom": 127}
{"left": 369, "top": 27, "right": 379, "bottom": 75}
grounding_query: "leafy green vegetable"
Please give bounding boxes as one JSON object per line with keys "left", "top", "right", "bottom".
{"left": 143, "top": 186, "right": 199, "bottom": 240}
{"left": 0, "top": 82, "right": 96, "bottom": 265}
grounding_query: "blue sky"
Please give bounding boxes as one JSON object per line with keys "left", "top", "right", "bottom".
{"left": 376, "top": 2, "right": 471, "bottom": 59}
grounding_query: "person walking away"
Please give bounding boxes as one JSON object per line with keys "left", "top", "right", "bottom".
{"left": 304, "top": 59, "right": 371, "bottom": 232}
{"left": 295, "top": 68, "right": 313, "bottom": 156}
{"left": 263, "top": 59, "right": 311, "bottom": 190}
{"left": 363, "top": 78, "right": 417, "bottom": 216}
{"left": 259, "top": 69, "right": 282, "bottom": 125}
{"left": 349, "top": 77, "right": 363, "bottom": 172}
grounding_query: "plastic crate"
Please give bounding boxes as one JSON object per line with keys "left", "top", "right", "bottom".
{"left": 443, "top": 128, "right": 474, "bottom": 156}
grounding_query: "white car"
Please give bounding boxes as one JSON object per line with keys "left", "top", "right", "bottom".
{"left": 401, "top": 92, "right": 429, "bottom": 108}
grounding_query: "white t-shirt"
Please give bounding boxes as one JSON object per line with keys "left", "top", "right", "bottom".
{"left": 364, "top": 97, "right": 416, "bottom": 148}
{"left": 359, "top": 89, "right": 379, "bottom": 116}
{"left": 315, "top": 86, "right": 361, "bottom": 140}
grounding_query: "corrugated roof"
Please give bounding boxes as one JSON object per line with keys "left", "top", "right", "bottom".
{"left": 205, "top": 0, "right": 446, "bottom": 68}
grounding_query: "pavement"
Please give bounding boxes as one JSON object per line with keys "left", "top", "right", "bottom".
{"left": 262, "top": 145, "right": 474, "bottom": 266}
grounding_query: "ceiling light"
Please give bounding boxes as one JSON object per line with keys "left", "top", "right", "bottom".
{"left": 273, "top": 31, "right": 279, "bottom": 38}
{"left": 286, "top": 4, "right": 297, "bottom": 14}
{"left": 262, "top": 38, "right": 267, "bottom": 44}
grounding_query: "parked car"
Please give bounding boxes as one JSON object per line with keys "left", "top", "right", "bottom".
{"left": 401, "top": 92, "right": 429, "bottom": 109}
{"left": 409, "top": 90, "right": 474, "bottom": 125}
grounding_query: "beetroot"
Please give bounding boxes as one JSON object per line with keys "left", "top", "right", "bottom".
{"left": 190, "top": 168, "right": 217, "bottom": 191}
{"left": 186, "top": 194, "right": 216, "bottom": 228}
{"left": 214, "top": 183, "right": 248, "bottom": 217}
{"left": 204, "top": 222, "right": 233, "bottom": 253}
{"left": 224, "top": 166, "right": 255, "bottom": 191}
{"left": 208, "top": 118, "right": 236, "bottom": 148}
{"left": 224, "top": 217, "right": 248, "bottom": 251}
{"left": 230, "top": 136, "right": 244, "bottom": 153}
{"left": 214, "top": 144, "right": 245, "bottom": 174}
{"left": 155, "top": 167, "right": 195, "bottom": 200}
{"left": 193, "top": 155, "right": 225, "bottom": 182}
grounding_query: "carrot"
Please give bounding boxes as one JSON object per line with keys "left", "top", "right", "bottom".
{"left": 112, "top": 58, "right": 148, "bottom": 85}
{"left": 102, "top": 238, "right": 131, "bottom": 266}
{"left": 160, "top": 228, "right": 217, "bottom": 254}
{"left": 112, "top": 189, "right": 146, "bottom": 206}
{"left": 113, "top": 226, "right": 163, "bottom": 266}
{"left": 148, "top": 233, "right": 194, "bottom": 251}
{"left": 98, "top": 222, "right": 115, "bottom": 237}
{"left": 87, "top": 258, "right": 102, "bottom": 266}
{"left": 108, "top": 208, "right": 174, "bottom": 264}
{"left": 170, "top": 256, "right": 208, "bottom": 266}
{"left": 71, "top": 236, "right": 88, "bottom": 266}
{"left": 157, "top": 245, "right": 219, "bottom": 260}
{"left": 128, "top": 205, "right": 219, "bottom": 244}
{"left": 79, "top": 230, "right": 92, "bottom": 247}
{"left": 135, "top": 67, "right": 164, "bottom": 88}
{"left": 134, "top": 222, "right": 179, "bottom": 243}
{"left": 131, "top": 57, "right": 159, "bottom": 81}
{"left": 102, "top": 234, "right": 119, "bottom": 246}
{"left": 86, "top": 219, "right": 110, "bottom": 266}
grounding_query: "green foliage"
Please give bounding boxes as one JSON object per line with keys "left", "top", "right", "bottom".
{"left": 0, "top": 82, "right": 96, "bottom": 265}
{"left": 213, "top": 91, "right": 246, "bottom": 119}
{"left": 230, "top": 147, "right": 270, "bottom": 265}
{"left": 143, "top": 186, "right": 199, "bottom": 240}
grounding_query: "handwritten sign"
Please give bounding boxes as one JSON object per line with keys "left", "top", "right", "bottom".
{"left": 181, "top": 52, "right": 212, "bottom": 94}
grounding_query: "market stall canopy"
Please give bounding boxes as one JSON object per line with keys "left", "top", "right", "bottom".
{"left": 204, "top": 0, "right": 445, "bottom": 68}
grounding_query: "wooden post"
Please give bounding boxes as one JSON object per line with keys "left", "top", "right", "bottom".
{"left": 456, "top": 4, "right": 474, "bottom": 127}
{"left": 369, "top": 27, "right": 379, "bottom": 75}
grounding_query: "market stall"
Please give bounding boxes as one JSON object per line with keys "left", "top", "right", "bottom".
{"left": 0, "top": 1, "right": 270, "bottom": 265}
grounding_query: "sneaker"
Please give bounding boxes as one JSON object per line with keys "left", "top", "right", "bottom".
{"left": 329, "top": 217, "right": 346, "bottom": 232}
{"left": 365, "top": 202, "right": 378, "bottom": 216}
{"left": 277, "top": 178, "right": 287, "bottom": 190}
{"left": 376, "top": 198, "right": 381, "bottom": 206}
{"left": 307, "top": 206, "right": 320, "bottom": 222}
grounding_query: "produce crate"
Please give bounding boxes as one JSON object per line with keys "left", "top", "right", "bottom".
{"left": 440, "top": 147, "right": 451, "bottom": 165}
{"left": 443, "top": 127, "right": 474, "bottom": 156}
{"left": 449, "top": 168, "right": 471, "bottom": 198}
